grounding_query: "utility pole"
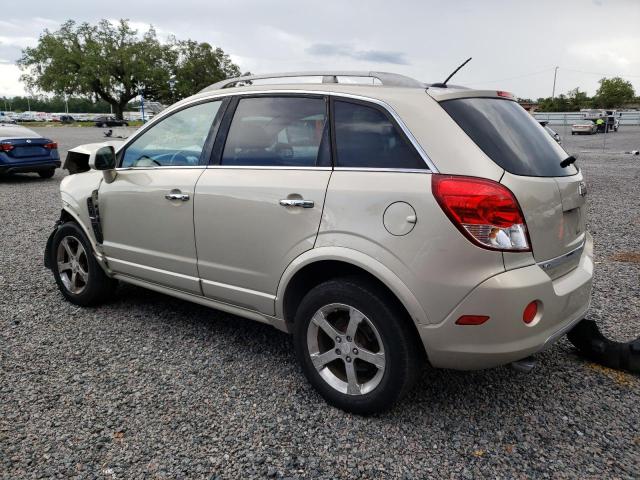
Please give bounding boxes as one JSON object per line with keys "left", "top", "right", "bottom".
{"left": 551, "top": 66, "right": 559, "bottom": 100}
{"left": 27, "top": 97, "right": 31, "bottom": 112}
{"left": 139, "top": 88, "right": 146, "bottom": 123}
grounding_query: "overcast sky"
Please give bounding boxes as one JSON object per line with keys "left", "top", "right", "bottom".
{"left": 1, "top": 0, "right": 639, "bottom": 100}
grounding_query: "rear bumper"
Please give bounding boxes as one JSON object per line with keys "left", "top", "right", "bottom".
{"left": 419, "top": 233, "right": 594, "bottom": 370}
{"left": 0, "top": 160, "right": 61, "bottom": 174}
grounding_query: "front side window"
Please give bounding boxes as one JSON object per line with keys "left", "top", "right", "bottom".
{"left": 121, "top": 101, "right": 222, "bottom": 168}
{"left": 333, "top": 100, "right": 424, "bottom": 169}
{"left": 221, "top": 96, "right": 328, "bottom": 167}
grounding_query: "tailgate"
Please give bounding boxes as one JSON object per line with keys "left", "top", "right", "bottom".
{"left": 502, "top": 171, "right": 586, "bottom": 278}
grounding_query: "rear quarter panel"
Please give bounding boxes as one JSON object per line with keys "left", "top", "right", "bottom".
{"left": 317, "top": 171, "right": 505, "bottom": 325}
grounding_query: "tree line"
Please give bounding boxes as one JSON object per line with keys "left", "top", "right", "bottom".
{"left": 1, "top": 95, "right": 113, "bottom": 114}
{"left": 522, "top": 77, "right": 637, "bottom": 112}
{"left": 18, "top": 19, "right": 241, "bottom": 119}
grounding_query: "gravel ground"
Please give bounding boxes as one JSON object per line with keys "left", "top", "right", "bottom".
{"left": 1, "top": 126, "right": 639, "bottom": 479}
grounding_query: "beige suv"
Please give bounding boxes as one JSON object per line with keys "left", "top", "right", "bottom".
{"left": 45, "top": 71, "right": 593, "bottom": 414}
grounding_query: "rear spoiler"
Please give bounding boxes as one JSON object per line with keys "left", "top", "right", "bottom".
{"left": 426, "top": 88, "right": 516, "bottom": 103}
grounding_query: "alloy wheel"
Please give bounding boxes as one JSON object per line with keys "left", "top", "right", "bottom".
{"left": 306, "top": 303, "right": 386, "bottom": 395}
{"left": 56, "top": 236, "right": 89, "bottom": 294}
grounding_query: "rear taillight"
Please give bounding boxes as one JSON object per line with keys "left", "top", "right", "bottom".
{"left": 0, "top": 142, "right": 14, "bottom": 152}
{"left": 44, "top": 142, "right": 58, "bottom": 150}
{"left": 432, "top": 174, "right": 530, "bottom": 252}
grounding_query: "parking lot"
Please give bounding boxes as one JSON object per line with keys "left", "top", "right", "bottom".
{"left": 1, "top": 125, "right": 639, "bottom": 478}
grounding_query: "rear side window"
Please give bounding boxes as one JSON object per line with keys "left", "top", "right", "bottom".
{"left": 333, "top": 100, "right": 424, "bottom": 169}
{"left": 222, "top": 96, "right": 328, "bottom": 167}
{"left": 440, "top": 98, "right": 577, "bottom": 177}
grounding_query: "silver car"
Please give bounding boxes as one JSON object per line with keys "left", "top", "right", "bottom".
{"left": 45, "top": 72, "right": 593, "bottom": 413}
{"left": 571, "top": 120, "right": 598, "bottom": 135}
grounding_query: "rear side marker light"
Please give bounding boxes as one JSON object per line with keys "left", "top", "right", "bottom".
{"left": 456, "top": 315, "right": 490, "bottom": 325}
{"left": 0, "top": 142, "right": 14, "bottom": 152}
{"left": 432, "top": 175, "right": 531, "bottom": 252}
{"left": 523, "top": 301, "right": 538, "bottom": 324}
{"left": 44, "top": 142, "right": 58, "bottom": 149}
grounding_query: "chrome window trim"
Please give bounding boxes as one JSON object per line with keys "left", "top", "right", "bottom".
{"left": 334, "top": 167, "right": 432, "bottom": 174}
{"left": 206, "top": 165, "right": 332, "bottom": 171}
{"left": 119, "top": 89, "right": 439, "bottom": 173}
{"left": 115, "top": 165, "right": 206, "bottom": 171}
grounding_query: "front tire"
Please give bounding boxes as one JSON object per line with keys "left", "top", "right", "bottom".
{"left": 293, "top": 277, "right": 422, "bottom": 414}
{"left": 51, "top": 222, "right": 117, "bottom": 306}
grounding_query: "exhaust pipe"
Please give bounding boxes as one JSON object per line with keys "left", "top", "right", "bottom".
{"left": 510, "top": 356, "right": 537, "bottom": 373}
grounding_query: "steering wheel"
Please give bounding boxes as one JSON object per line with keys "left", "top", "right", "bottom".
{"left": 168, "top": 150, "right": 195, "bottom": 166}
{"left": 135, "top": 155, "right": 161, "bottom": 166}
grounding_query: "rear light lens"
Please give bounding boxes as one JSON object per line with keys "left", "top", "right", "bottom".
{"left": 44, "top": 142, "right": 58, "bottom": 150}
{"left": 432, "top": 175, "right": 530, "bottom": 251}
{"left": 497, "top": 90, "right": 514, "bottom": 98}
{"left": 0, "top": 142, "right": 14, "bottom": 152}
{"left": 456, "top": 315, "right": 490, "bottom": 325}
{"left": 523, "top": 301, "right": 538, "bottom": 324}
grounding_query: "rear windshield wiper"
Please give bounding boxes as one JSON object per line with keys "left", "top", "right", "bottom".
{"left": 560, "top": 155, "right": 577, "bottom": 168}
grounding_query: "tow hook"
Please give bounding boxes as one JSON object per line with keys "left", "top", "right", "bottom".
{"left": 510, "top": 356, "right": 537, "bottom": 373}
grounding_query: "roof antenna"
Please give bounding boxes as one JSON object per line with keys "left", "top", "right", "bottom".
{"left": 430, "top": 57, "right": 472, "bottom": 88}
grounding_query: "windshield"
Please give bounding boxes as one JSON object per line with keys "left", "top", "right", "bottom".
{"left": 441, "top": 97, "right": 577, "bottom": 177}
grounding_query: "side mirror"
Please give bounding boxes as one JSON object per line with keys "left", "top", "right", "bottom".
{"left": 90, "top": 145, "right": 116, "bottom": 170}
{"left": 88, "top": 144, "right": 117, "bottom": 183}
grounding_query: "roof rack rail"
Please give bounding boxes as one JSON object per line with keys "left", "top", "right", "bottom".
{"left": 200, "top": 71, "right": 425, "bottom": 92}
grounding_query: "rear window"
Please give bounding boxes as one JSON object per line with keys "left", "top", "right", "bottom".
{"left": 441, "top": 98, "right": 577, "bottom": 177}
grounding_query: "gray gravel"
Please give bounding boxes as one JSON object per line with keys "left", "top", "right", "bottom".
{"left": 1, "top": 126, "right": 639, "bottom": 479}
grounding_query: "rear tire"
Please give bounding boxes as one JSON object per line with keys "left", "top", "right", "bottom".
{"left": 51, "top": 222, "right": 117, "bottom": 306}
{"left": 38, "top": 169, "right": 55, "bottom": 179}
{"left": 293, "top": 277, "right": 422, "bottom": 414}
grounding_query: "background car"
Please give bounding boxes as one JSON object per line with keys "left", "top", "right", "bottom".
{"left": 94, "top": 116, "right": 129, "bottom": 127}
{"left": 0, "top": 124, "right": 60, "bottom": 178}
{"left": 571, "top": 120, "right": 597, "bottom": 135}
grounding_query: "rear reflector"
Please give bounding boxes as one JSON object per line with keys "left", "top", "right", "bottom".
{"left": 432, "top": 175, "right": 531, "bottom": 252}
{"left": 523, "top": 301, "right": 538, "bottom": 324}
{"left": 497, "top": 90, "right": 514, "bottom": 98}
{"left": 0, "top": 142, "right": 14, "bottom": 152}
{"left": 44, "top": 142, "right": 58, "bottom": 149}
{"left": 456, "top": 315, "right": 490, "bottom": 325}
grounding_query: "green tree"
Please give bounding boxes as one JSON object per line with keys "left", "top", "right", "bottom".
{"left": 152, "top": 39, "right": 241, "bottom": 103}
{"left": 18, "top": 19, "right": 241, "bottom": 119}
{"left": 566, "top": 87, "right": 590, "bottom": 111}
{"left": 594, "top": 77, "right": 635, "bottom": 108}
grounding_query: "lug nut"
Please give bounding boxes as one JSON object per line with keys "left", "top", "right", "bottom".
{"left": 346, "top": 336, "right": 352, "bottom": 342}
{"left": 335, "top": 349, "right": 341, "bottom": 355}
{"left": 346, "top": 356, "right": 352, "bottom": 363}
{"left": 352, "top": 348, "right": 358, "bottom": 354}
{"left": 335, "top": 336, "right": 341, "bottom": 343}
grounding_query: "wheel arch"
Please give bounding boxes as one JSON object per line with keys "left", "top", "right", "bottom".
{"left": 45, "top": 205, "right": 111, "bottom": 275}
{"left": 276, "top": 247, "right": 430, "bottom": 333}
